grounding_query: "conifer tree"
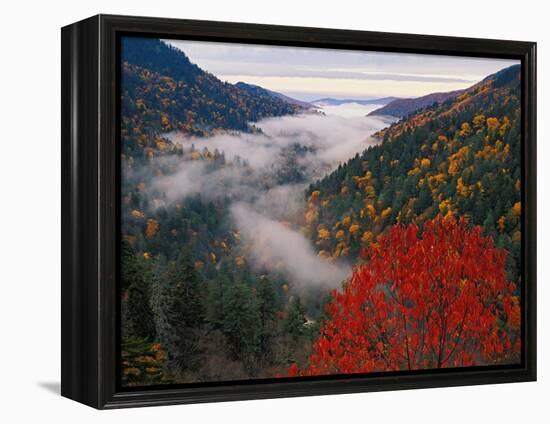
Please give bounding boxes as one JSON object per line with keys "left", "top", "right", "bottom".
{"left": 122, "top": 239, "right": 156, "bottom": 341}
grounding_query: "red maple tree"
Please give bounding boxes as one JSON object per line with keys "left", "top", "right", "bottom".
{"left": 290, "top": 216, "right": 521, "bottom": 377}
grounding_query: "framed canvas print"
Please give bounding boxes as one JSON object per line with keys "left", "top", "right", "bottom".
{"left": 61, "top": 14, "right": 536, "bottom": 409}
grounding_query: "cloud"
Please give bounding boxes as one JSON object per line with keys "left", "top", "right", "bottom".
{"left": 231, "top": 203, "right": 351, "bottom": 288}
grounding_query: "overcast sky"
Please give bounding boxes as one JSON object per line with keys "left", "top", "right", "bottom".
{"left": 165, "top": 39, "right": 519, "bottom": 101}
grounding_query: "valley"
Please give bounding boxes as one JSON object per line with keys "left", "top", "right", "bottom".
{"left": 120, "top": 37, "right": 521, "bottom": 386}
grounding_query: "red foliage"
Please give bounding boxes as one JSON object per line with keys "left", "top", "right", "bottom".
{"left": 292, "top": 216, "right": 520, "bottom": 376}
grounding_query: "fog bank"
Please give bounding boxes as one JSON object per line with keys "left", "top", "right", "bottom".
{"left": 153, "top": 105, "right": 393, "bottom": 288}
{"left": 231, "top": 203, "right": 351, "bottom": 288}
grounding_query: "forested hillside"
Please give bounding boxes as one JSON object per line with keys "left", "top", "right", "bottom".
{"left": 119, "top": 38, "right": 521, "bottom": 385}
{"left": 120, "top": 38, "right": 319, "bottom": 386}
{"left": 305, "top": 65, "right": 521, "bottom": 280}
{"left": 121, "top": 38, "right": 304, "bottom": 157}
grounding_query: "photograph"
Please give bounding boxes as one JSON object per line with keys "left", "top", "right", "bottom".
{"left": 119, "top": 36, "right": 523, "bottom": 387}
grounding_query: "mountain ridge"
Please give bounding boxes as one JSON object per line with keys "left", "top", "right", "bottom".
{"left": 234, "top": 81, "right": 315, "bottom": 109}
{"left": 312, "top": 97, "right": 399, "bottom": 106}
{"left": 121, "top": 37, "right": 305, "bottom": 157}
{"left": 368, "top": 89, "right": 466, "bottom": 118}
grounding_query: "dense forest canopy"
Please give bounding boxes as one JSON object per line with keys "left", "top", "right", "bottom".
{"left": 119, "top": 37, "right": 521, "bottom": 386}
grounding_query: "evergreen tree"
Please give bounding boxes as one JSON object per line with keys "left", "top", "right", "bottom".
{"left": 222, "top": 281, "right": 260, "bottom": 369}
{"left": 160, "top": 248, "right": 205, "bottom": 374}
{"left": 206, "top": 273, "right": 230, "bottom": 330}
{"left": 122, "top": 239, "right": 156, "bottom": 341}
{"left": 121, "top": 336, "right": 168, "bottom": 386}
{"left": 256, "top": 276, "right": 277, "bottom": 361}
{"left": 285, "top": 296, "right": 307, "bottom": 345}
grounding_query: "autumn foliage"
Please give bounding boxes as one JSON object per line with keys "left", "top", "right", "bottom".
{"left": 290, "top": 216, "right": 520, "bottom": 377}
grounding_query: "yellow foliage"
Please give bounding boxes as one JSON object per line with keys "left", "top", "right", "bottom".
{"left": 420, "top": 158, "right": 431, "bottom": 168}
{"left": 432, "top": 173, "right": 446, "bottom": 184}
{"left": 487, "top": 117, "right": 500, "bottom": 131}
{"left": 305, "top": 209, "right": 319, "bottom": 225}
{"left": 366, "top": 204, "right": 376, "bottom": 218}
{"left": 349, "top": 224, "right": 360, "bottom": 235}
{"left": 210, "top": 252, "right": 217, "bottom": 263}
{"left": 308, "top": 190, "right": 320, "bottom": 204}
{"left": 335, "top": 230, "right": 345, "bottom": 240}
{"left": 342, "top": 216, "right": 352, "bottom": 227}
{"left": 499, "top": 116, "right": 511, "bottom": 136}
{"left": 340, "top": 186, "right": 348, "bottom": 194}
{"left": 448, "top": 146, "right": 469, "bottom": 175}
{"left": 473, "top": 114, "right": 486, "bottom": 130}
{"left": 155, "top": 138, "right": 168, "bottom": 152}
{"left": 361, "top": 231, "right": 374, "bottom": 243}
{"left": 511, "top": 202, "right": 521, "bottom": 217}
{"left": 235, "top": 256, "right": 245, "bottom": 267}
{"left": 131, "top": 209, "right": 145, "bottom": 220}
{"left": 365, "top": 185, "right": 376, "bottom": 198}
{"left": 459, "top": 122, "right": 472, "bottom": 137}
{"left": 438, "top": 199, "right": 452, "bottom": 215}
{"left": 408, "top": 167, "right": 421, "bottom": 176}
{"left": 143, "top": 252, "right": 151, "bottom": 260}
{"left": 318, "top": 228, "right": 331, "bottom": 240}
{"left": 145, "top": 219, "right": 159, "bottom": 239}
{"left": 381, "top": 207, "right": 392, "bottom": 219}
{"left": 497, "top": 216, "right": 506, "bottom": 232}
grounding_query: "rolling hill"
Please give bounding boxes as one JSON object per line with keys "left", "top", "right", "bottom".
{"left": 367, "top": 89, "right": 465, "bottom": 118}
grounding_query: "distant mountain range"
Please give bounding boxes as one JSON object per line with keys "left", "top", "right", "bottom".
{"left": 234, "top": 82, "right": 315, "bottom": 110}
{"left": 367, "top": 89, "right": 466, "bottom": 118}
{"left": 312, "top": 97, "right": 399, "bottom": 107}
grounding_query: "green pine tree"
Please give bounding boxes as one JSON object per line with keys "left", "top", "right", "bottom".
{"left": 122, "top": 239, "right": 156, "bottom": 341}
{"left": 256, "top": 276, "right": 277, "bottom": 361}
{"left": 285, "top": 296, "right": 307, "bottom": 345}
{"left": 160, "top": 248, "right": 205, "bottom": 374}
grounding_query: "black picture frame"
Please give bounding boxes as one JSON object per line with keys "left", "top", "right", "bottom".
{"left": 61, "top": 14, "right": 537, "bottom": 409}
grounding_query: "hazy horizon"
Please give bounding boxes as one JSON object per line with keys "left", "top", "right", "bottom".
{"left": 165, "top": 39, "right": 519, "bottom": 102}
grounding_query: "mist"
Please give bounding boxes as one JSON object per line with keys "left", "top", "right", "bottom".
{"left": 166, "top": 105, "right": 391, "bottom": 174}
{"left": 151, "top": 104, "right": 393, "bottom": 288}
{"left": 231, "top": 203, "right": 351, "bottom": 288}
